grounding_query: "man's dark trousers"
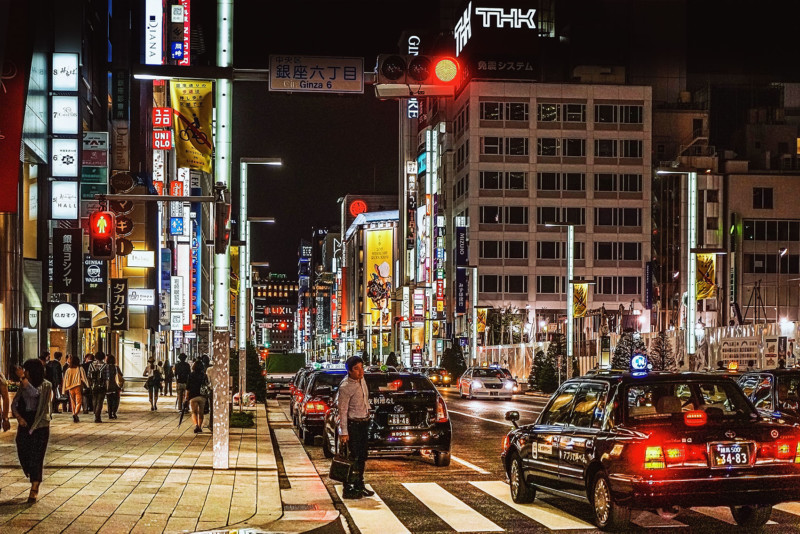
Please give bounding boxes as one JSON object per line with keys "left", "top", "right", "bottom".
{"left": 346, "top": 419, "right": 370, "bottom": 492}
{"left": 92, "top": 387, "right": 106, "bottom": 422}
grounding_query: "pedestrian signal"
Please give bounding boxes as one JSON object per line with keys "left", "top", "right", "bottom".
{"left": 89, "top": 211, "right": 116, "bottom": 260}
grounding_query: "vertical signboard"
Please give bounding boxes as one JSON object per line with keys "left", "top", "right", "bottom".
{"left": 455, "top": 226, "right": 468, "bottom": 266}
{"left": 110, "top": 278, "right": 129, "bottom": 330}
{"left": 52, "top": 228, "right": 83, "bottom": 294}
{"left": 645, "top": 261, "right": 653, "bottom": 310}
{"left": 169, "top": 79, "right": 214, "bottom": 172}
{"left": 455, "top": 267, "right": 467, "bottom": 314}
{"left": 144, "top": 0, "right": 164, "bottom": 65}
{"left": 365, "top": 229, "right": 393, "bottom": 326}
{"left": 83, "top": 255, "right": 107, "bottom": 303}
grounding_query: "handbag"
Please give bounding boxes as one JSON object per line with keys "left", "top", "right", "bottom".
{"left": 329, "top": 441, "right": 356, "bottom": 484}
{"left": 200, "top": 376, "right": 212, "bottom": 397}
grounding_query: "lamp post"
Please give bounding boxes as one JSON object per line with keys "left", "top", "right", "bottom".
{"left": 778, "top": 247, "right": 788, "bottom": 322}
{"left": 545, "top": 223, "right": 575, "bottom": 361}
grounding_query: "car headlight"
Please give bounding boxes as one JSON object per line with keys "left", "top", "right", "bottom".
{"left": 472, "top": 379, "right": 483, "bottom": 388}
{"left": 504, "top": 381, "right": 514, "bottom": 390}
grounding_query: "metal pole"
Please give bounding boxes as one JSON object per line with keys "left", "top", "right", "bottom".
{"left": 686, "top": 172, "right": 698, "bottom": 361}
{"left": 471, "top": 267, "right": 478, "bottom": 368}
{"left": 566, "top": 225, "right": 574, "bottom": 360}
{"left": 237, "top": 162, "right": 248, "bottom": 411}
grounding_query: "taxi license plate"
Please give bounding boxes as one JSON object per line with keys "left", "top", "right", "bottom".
{"left": 490, "top": 391, "right": 499, "bottom": 396}
{"left": 389, "top": 414, "right": 410, "bottom": 426}
{"left": 710, "top": 442, "right": 752, "bottom": 468}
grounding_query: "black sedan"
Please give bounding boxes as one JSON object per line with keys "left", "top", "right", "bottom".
{"left": 738, "top": 368, "right": 800, "bottom": 424}
{"left": 296, "top": 369, "right": 347, "bottom": 445}
{"left": 501, "top": 369, "right": 800, "bottom": 531}
{"left": 322, "top": 372, "right": 452, "bottom": 466}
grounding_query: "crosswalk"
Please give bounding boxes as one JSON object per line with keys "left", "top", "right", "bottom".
{"left": 336, "top": 479, "right": 800, "bottom": 533}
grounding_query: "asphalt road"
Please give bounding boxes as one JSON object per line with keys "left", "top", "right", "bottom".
{"left": 282, "top": 388, "right": 800, "bottom": 533}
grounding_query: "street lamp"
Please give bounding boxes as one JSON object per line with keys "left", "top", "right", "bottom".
{"left": 778, "top": 247, "right": 788, "bottom": 322}
{"left": 545, "top": 222, "right": 575, "bottom": 360}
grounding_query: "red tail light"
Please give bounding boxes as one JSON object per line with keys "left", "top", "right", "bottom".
{"left": 684, "top": 410, "right": 707, "bottom": 426}
{"left": 502, "top": 434, "right": 510, "bottom": 453}
{"left": 304, "top": 399, "right": 330, "bottom": 414}
{"left": 436, "top": 396, "right": 449, "bottom": 423}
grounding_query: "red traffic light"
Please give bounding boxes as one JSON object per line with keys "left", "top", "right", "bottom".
{"left": 279, "top": 322, "right": 287, "bottom": 331}
{"left": 433, "top": 57, "right": 459, "bottom": 83}
{"left": 375, "top": 54, "right": 460, "bottom": 98}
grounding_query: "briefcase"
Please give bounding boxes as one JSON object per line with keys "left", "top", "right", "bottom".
{"left": 329, "top": 443, "right": 355, "bottom": 483}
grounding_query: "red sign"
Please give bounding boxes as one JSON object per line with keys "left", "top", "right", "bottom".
{"left": 437, "top": 280, "right": 444, "bottom": 300}
{"left": 82, "top": 149, "right": 108, "bottom": 167}
{"left": 153, "top": 107, "right": 173, "bottom": 128}
{"left": 170, "top": 181, "right": 184, "bottom": 196}
{"left": 349, "top": 199, "right": 368, "bottom": 217}
{"left": 178, "top": 0, "right": 191, "bottom": 66}
{"left": 153, "top": 130, "right": 173, "bottom": 150}
{"left": 153, "top": 180, "right": 164, "bottom": 195}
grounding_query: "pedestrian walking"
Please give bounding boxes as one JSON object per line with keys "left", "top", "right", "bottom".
{"left": 11, "top": 359, "right": 52, "bottom": 502}
{"left": 337, "top": 355, "right": 374, "bottom": 499}
{"left": 163, "top": 359, "right": 174, "bottom": 396}
{"left": 45, "top": 352, "right": 64, "bottom": 413}
{"left": 62, "top": 355, "right": 89, "bottom": 422}
{"left": 174, "top": 353, "right": 191, "bottom": 410}
{"left": 144, "top": 359, "right": 163, "bottom": 410}
{"left": 186, "top": 360, "right": 209, "bottom": 433}
{"left": 104, "top": 354, "right": 124, "bottom": 419}
{"left": 81, "top": 353, "right": 95, "bottom": 414}
{"left": 88, "top": 352, "right": 108, "bottom": 423}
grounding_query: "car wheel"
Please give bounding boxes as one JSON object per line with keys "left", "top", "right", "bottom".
{"left": 302, "top": 426, "right": 315, "bottom": 446}
{"left": 322, "top": 432, "right": 334, "bottom": 458}
{"left": 433, "top": 450, "right": 451, "bottom": 467}
{"left": 730, "top": 505, "right": 772, "bottom": 528}
{"left": 509, "top": 453, "right": 535, "bottom": 503}
{"left": 468, "top": 386, "right": 474, "bottom": 400}
{"left": 592, "top": 471, "right": 630, "bottom": 531}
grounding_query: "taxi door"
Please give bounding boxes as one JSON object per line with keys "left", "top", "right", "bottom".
{"left": 525, "top": 383, "right": 580, "bottom": 492}
{"left": 559, "top": 382, "right": 609, "bottom": 497}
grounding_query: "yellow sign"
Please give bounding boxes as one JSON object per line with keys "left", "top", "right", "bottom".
{"left": 573, "top": 283, "right": 588, "bottom": 318}
{"left": 696, "top": 253, "right": 716, "bottom": 300}
{"left": 365, "top": 229, "right": 393, "bottom": 326}
{"left": 476, "top": 308, "right": 488, "bottom": 333}
{"left": 169, "top": 79, "right": 214, "bottom": 173}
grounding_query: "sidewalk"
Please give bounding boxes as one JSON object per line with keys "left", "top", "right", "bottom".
{"left": 0, "top": 390, "right": 338, "bottom": 533}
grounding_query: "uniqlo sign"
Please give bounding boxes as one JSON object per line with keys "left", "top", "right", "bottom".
{"left": 153, "top": 130, "right": 173, "bottom": 150}
{"left": 153, "top": 107, "right": 173, "bottom": 127}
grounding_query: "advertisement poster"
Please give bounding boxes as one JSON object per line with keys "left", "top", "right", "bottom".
{"left": 476, "top": 307, "right": 488, "bottom": 333}
{"left": 365, "top": 228, "right": 393, "bottom": 326}
{"left": 573, "top": 283, "right": 588, "bottom": 318}
{"left": 169, "top": 79, "right": 214, "bottom": 172}
{"left": 696, "top": 253, "right": 716, "bottom": 300}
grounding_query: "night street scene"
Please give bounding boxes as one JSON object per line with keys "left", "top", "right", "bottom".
{"left": 7, "top": 0, "right": 800, "bottom": 533}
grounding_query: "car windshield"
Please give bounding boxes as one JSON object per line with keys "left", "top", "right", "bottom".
{"left": 625, "top": 379, "right": 756, "bottom": 424}
{"left": 311, "top": 372, "right": 346, "bottom": 393}
{"left": 777, "top": 374, "right": 800, "bottom": 412}
{"left": 472, "top": 368, "right": 505, "bottom": 379}
{"left": 365, "top": 374, "right": 436, "bottom": 393}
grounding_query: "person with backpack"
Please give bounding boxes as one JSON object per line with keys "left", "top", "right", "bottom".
{"left": 88, "top": 352, "right": 108, "bottom": 423}
{"left": 174, "top": 353, "right": 191, "bottom": 411}
{"left": 45, "top": 352, "right": 64, "bottom": 413}
{"left": 81, "top": 353, "right": 95, "bottom": 414}
{"left": 143, "top": 359, "right": 163, "bottom": 410}
{"left": 104, "top": 354, "right": 124, "bottom": 419}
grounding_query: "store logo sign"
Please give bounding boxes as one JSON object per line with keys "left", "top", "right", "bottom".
{"left": 52, "top": 303, "right": 78, "bottom": 328}
{"left": 454, "top": 2, "right": 537, "bottom": 56}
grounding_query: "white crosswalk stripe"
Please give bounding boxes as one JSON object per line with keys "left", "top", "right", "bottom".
{"left": 403, "top": 482, "right": 503, "bottom": 532}
{"left": 693, "top": 506, "right": 778, "bottom": 525}
{"left": 335, "top": 484, "right": 411, "bottom": 534}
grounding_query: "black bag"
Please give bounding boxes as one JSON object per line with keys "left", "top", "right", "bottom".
{"left": 89, "top": 364, "right": 106, "bottom": 393}
{"left": 329, "top": 442, "right": 356, "bottom": 484}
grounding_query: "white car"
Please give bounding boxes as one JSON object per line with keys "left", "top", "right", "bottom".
{"left": 458, "top": 367, "right": 515, "bottom": 400}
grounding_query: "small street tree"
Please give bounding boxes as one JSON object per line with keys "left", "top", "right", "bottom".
{"left": 611, "top": 332, "right": 648, "bottom": 369}
{"left": 440, "top": 344, "right": 467, "bottom": 381}
{"left": 534, "top": 348, "right": 558, "bottom": 393}
{"left": 649, "top": 331, "right": 675, "bottom": 371}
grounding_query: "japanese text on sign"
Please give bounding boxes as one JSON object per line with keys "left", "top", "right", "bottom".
{"left": 153, "top": 107, "right": 173, "bottom": 128}
{"left": 269, "top": 55, "right": 364, "bottom": 94}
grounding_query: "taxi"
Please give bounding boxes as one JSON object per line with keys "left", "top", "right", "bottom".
{"left": 501, "top": 356, "right": 800, "bottom": 531}
{"left": 738, "top": 367, "right": 800, "bottom": 425}
{"left": 422, "top": 367, "right": 452, "bottom": 387}
{"left": 459, "top": 366, "right": 516, "bottom": 400}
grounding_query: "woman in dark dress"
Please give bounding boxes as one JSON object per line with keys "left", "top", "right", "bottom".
{"left": 11, "top": 359, "right": 53, "bottom": 502}
{"left": 186, "top": 361, "right": 208, "bottom": 433}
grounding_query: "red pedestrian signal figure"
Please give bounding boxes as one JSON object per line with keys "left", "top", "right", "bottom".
{"left": 89, "top": 211, "right": 116, "bottom": 260}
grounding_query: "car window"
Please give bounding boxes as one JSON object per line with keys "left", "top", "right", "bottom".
{"left": 472, "top": 368, "right": 505, "bottom": 379}
{"left": 312, "top": 372, "right": 347, "bottom": 393}
{"left": 777, "top": 375, "right": 800, "bottom": 412}
{"left": 747, "top": 376, "right": 774, "bottom": 410}
{"left": 540, "top": 383, "right": 580, "bottom": 426}
{"left": 365, "top": 374, "right": 436, "bottom": 393}
{"left": 567, "top": 383, "right": 607, "bottom": 428}
{"left": 625, "top": 380, "right": 755, "bottom": 423}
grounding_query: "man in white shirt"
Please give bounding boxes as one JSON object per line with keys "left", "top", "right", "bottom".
{"left": 337, "top": 356, "right": 374, "bottom": 499}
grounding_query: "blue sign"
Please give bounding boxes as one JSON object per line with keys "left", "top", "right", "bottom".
{"left": 170, "top": 42, "right": 184, "bottom": 59}
{"left": 455, "top": 226, "right": 468, "bottom": 266}
{"left": 456, "top": 267, "right": 468, "bottom": 314}
{"left": 169, "top": 217, "right": 184, "bottom": 235}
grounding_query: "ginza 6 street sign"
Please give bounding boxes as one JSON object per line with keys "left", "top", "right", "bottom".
{"left": 268, "top": 55, "right": 364, "bottom": 94}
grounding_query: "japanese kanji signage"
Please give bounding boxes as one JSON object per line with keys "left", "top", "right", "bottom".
{"left": 110, "top": 278, "right": 129, "bottom": 331}
{"left": 269, "top": 55, "right": 364, "bottom": 94}
{"left": 53, "top": 229, "right": 83, "bottom": 294}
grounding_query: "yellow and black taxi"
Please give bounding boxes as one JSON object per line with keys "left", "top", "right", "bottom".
{"left": 501, "top": 356, "right": 800, "bottom": 531}
{"left": 738, "top": 367, "right": 800, "bottom": 425}
{"left": 422, "top": 367, "right": 452, "bottom": 387}
{"left": 323, "top": 371, "right": 452, "bottom": 466}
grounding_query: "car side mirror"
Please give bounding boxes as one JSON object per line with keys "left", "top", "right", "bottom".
{"left": 505, "top": 410, "right": 520, "bottom": 428}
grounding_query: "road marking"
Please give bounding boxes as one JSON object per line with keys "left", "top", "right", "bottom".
{"left": 470, "top": 480, "right": 594, "bottom": 530}
{"left": 403, "top": 482, "right": 503, "bottom": 532}
{"left": 692, "top": 506, "right": 777, "bottom": 525}
{"left": 451, "top": 455, "right": 491, "bottom": 475}
{"left": 775, "top": 501, "right": 800, "bottom": 516}
{"left": 448, "top": 409, "right": 512, "bottom": 426}
{"left": 335, "top": 484, "right": 411, "bottom": 534}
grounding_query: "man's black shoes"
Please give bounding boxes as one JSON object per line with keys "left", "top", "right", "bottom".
{"left": 359, "top": 488, "right": 375, "bottom": 497}
{"left": 342, "top": 490, "right": 363, "bottom": 500}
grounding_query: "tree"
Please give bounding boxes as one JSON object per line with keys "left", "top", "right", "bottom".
{"left": 534, "top": 348, "right": 558, "bottom": 393}
{"left": 230, "top": 341, "right": 267, "bottom": 403}
{"left": 440, "top": 344, "right": 467, "bottom": 381}
{"left": 611, "top": 332, "right": 648, "bottom": 370}
{"left": 649, "top": 331, "right": 675, "bottom": 371}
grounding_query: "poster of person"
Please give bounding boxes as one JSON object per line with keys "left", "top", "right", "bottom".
{"left": 366, "top": 229, "right": 393, "bottom": 326}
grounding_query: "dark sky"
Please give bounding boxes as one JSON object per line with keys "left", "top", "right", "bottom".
{"left": 230, "top": 0, "right": 444, "bottom": 275}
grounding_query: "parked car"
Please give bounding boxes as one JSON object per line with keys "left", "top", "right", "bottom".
{"left": 458, "top": 366, "right": 516, "bottom": 400}
{"left": 266, "top": 373, "right": 293, "bottom": 398}
{"left": 296, "top": 369, "right": 347, "bottom": 445}
{"left": 738, "top": 368, "right": 800, "bottom": 424}
{"left": 501, "top": 364, "right": 800, "bottom": 531}
{"left": 289, "top": 367, "right": 314, "bottom": 423}
{"left": 322, "top": 372, "right": 452, "bottom": 466}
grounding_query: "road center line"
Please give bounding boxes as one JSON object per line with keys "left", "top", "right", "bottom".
{"left": 448, "top": 409, "right": 512, "bottom": 426}
{"left": 451, "top": 455, "right": 491, "bottom": 475}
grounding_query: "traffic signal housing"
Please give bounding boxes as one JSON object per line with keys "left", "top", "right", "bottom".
{"left": 89, "top": 211, "right": 116, "bottom": 260}
{"left": 214, "top": 187, "right": 231, "bottom": 254}
{"left": 375, "top": 54, "right": 460, "bottom": 98}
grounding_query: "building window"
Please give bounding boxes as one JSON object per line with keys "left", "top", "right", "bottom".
{"left": 537, "top": 275, "right": 563, "bottom": 294}
{"left": 621, "top": 208, "right": 641, "bottom": 226}
{"left": 505, "top": 241, "right": 528, "bottom": 259}
{"left": 564, "top": 103, "right": 586, "bottom": 122}
{"left": 537, "top": 172, "right": 560, "bottom": 190}
{"left": 620, "top": 139, "right": 643, "bottom": 158}
{"left": 595, "top": 139, "right": 617, "bottom": 158}
{"left": 595, "top": 207, "right": 615, "bottom": 226}
{"left": 619, "top": 105, "right": 643, "bottom": 124}
{"left": 505, "top": 275, "right": 528, "bottom": 293}
{"left": 537, "top": 103, "right": 560, "bottom": 122}
{"left": 596, "top": 276, "right": 641, "bottom": 295}
{"left": 505, "top": 206, "right": 529, "bottom": 225}
{"left": 506, "top": 171, "right": 527, "bottom": 190}
{"left": 563, "top": 138, "right": 586, "bottom": 157}
{"left": 562, "top": 207, "right": 586, "bottom": 225}
{"left": 506, "top": 137, "right": 529, "bottom": 156}
{"left": 537, "top": 137, "right": 560, "bottom": 156}
{"left": 479, "top": 240, "right": 502, "bottom": 259}
{"left": 537, "top": 206, "right": 559, "bottom": 224}
{"left": 480, "top": 206, "right": 502, "bottom": 224}
{"left": 480, "top": 171, "right": 502, "bottom": 190}
{"left": 480, "top": 102, "right": 502, "bottom": 121}
{"left": 619, "top": 173, "right": 642, "bottom": 192}
{"left": 595, "top": 104, "right": 617, "bottom": 123}
{"left": 753, "top": 187, "right": 773, "bottom": 209}
{"left": 505, "top": 102, "right": 529, "bottom": 121}
{"left": 621, "top": 242, "right": 641, "bottom": 260}
{"left": 706, "top": 189, "right": 719, "bottom": 203}
{"left": 706, "top": 217, "right": 718, "bottom": 231}
{"left": 743, "top": 219, "right": 800, "bottom": 241}
{"left": 537, "top": 241, "right": 560, "bottom": 259}
{"left": 479, "top": 275, "right": 501, "bottom": 293}
{"left": 595, "top": 242, "right": 614, "bottom": 260}
{"left": 563, "top": 172, "right": 585, "bottom": 191}
{"left": 481, "top": 136, "right": 502, "bottom": 155}
{"left": 594, "top": 173, "right": 616, "bottom": 191}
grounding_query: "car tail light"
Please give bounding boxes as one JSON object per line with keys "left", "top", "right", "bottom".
{"left": 663, "top": 444, "right": 686, "bottom": 465}
{"left": 795, "top": 442, "right": 800, "bottom": 464}
{"left": 644, "top": 446, "right": 666, "bottom": 469}
{"left": 436, "top": 396, "right": 449, "bottom": 423}
{"left": 684, "top": 410, "right": 707, "bottom": 427}
{"left": 777, "top": 440, "right": 796, "bottom": 460}
{"left": 502, "top": 434, "right": 510, "bottom": 453}
{"left": 304, "top": 400, "right": 329, "bottom": 414}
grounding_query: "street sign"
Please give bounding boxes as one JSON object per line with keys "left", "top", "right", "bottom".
{"left": 268, "top": 55, "right": 364, "bottom": 94}
{"left": 116, "top": 215, "right": 134, "bottom": 236}
{"left": 110, "top": 172, "right": 136, "bottom": 193}
{"left": 110, "top": 199, "right": 134, "bottom": 215}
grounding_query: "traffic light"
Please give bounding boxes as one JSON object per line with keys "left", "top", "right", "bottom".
{"left": 375, "top": 54, "right": 460, "bottom": 98}
{"left": 89, "top": 211, "right": 116, "bottom": 260}
{"left": 214, "top": 187, "right": 231, "bottom": 254}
